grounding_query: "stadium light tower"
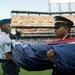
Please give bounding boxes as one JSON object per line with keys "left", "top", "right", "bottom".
{"left": 48, "top": 0, "right": 75, "bottom": 12}
{"left": 48, "top": 0, "right": 51, "bottom": 12}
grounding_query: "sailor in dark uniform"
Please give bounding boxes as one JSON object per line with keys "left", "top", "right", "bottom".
{"left": 47, "top": 16, "right": 73, "bottom": 75}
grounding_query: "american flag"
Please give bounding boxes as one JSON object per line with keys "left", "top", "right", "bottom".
{"left": 12, "top": 38, "right": 75, "bottom": 75}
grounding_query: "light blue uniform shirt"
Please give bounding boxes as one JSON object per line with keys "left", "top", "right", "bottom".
{"left": 0, "top": 32, "right": 11, "bottom": 59}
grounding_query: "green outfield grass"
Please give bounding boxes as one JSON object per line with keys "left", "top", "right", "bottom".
{"left": 0, "top": 63, "right": 52, "bottom": 75}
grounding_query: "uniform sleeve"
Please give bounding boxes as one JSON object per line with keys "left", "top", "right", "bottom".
{"left": 4, "top": 38, "right": 11, "bottom": 53}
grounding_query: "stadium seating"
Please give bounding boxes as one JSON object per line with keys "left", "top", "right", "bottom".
{"left": 11, "top": 15, "right": 75, "bottom": 44}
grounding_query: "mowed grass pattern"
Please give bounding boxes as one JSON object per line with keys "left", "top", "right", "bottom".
{"left": 0, "top": 63, "right": 52, "bottom": 75}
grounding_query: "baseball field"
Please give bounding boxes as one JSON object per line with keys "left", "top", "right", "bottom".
{"left": 0, "top": 63, "right": 52, "bottom": 75}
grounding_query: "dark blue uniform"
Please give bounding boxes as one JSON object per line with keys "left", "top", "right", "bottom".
{"left": 52, "top": 15, "right": 73, "bottom": 75}
{"left": 52, "top": 35, "right": 71, "bottom": 75}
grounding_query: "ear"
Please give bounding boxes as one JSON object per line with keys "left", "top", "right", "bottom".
{"left": 1, "top": 25, "right": 6, "bottom": 31}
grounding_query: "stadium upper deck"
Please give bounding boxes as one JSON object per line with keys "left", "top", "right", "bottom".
{"left": 11, "top": 15, "right": 75, "bottom": 27}
{"left": 11, "top": 10, "right": 75, "bottom": 39}
{"left": 11, "top": 10, "right": 75, "bottom": 27}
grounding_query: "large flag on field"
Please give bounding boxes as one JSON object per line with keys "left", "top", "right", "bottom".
{"left": 11, "top": 38, "right": 75, "bottom": 75}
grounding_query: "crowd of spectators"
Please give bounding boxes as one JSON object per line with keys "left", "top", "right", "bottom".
{"left": 18, "top": 37, "right": 57, "bottom": 45}
{"left": 10, "top": 15, "right": 75, "bottom": 44}
{"left": 11, "top": 15, "right": 75, "bottom": 27}
{"left": 11, "top": 15, "right": 55, "bottom": 26}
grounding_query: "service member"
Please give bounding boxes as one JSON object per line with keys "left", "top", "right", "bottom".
{"left": 0, "top": 19, "right": 19, "bottom": 75}
{"left": 47, "top": 16, "right": 73, "bottom": 75}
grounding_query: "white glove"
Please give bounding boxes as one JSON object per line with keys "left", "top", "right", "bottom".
{"left": 11, "top": 40, "right": 23, "bottom": 48}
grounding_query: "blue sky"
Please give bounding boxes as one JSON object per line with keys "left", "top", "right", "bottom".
{"left": 0, "top": 0, "right": 49, "bottom": 20}
{"left": 0, "top": 0, "right": 75, "bottom": 20}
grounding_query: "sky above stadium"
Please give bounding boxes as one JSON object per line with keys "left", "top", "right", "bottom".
{"left": 0, "top": 0, "right": 49, "bottom": 20}
{"left": 0, "top": 0, "right": 75, "bottom": 20}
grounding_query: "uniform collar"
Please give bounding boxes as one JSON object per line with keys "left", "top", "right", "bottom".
{"left": 62, "top": 33, "right": 69, "bottom": 40}
{"left": 0, "top": 32, "right": 9, "bottom": 36}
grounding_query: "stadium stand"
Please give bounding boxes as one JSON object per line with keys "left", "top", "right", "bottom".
{"left": 11, "top": 10, "right": 75, "bottom": 44}
{"left": 11, "top": 15, "right": 75, "bottom": 26}
{"left": 11, "top": 15, "right": 55, "bottom": 26}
